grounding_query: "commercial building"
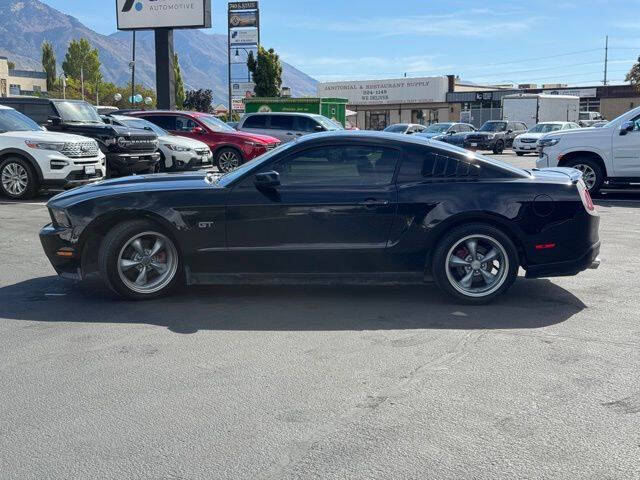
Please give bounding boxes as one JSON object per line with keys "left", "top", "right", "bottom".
{"left": 0, "top": 57, "right": 47, "bottom": 97}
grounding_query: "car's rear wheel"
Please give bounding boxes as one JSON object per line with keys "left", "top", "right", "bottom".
{"left": 99, "top": 220, "right": 183, "bottom": 300}
{"left": 432, "top": 224, "right": 518, "bottom": 304}
{"left": 565, "top": 158, "right": 603, "bottom": 194}
{"left": 493, "top": 140, "right": 505, "bottom": 154}
{"left": 0, "top": 157, "right": 38, "bottom": 199}
{"left": 215, "top": 148, "right": 242, "bottom": 173}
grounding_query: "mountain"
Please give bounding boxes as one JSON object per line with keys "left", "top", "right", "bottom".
{"left": 0, "top": 0, "right": 318, "bottom": 104}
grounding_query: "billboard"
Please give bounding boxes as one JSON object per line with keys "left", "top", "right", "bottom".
{"left": 232, "top": 82, "right": 256, "bottom": 97}
{"left": 229, "top": 11, "right": 258, "bottom": 28}
{"left": 318, "top": 76, "right": 449, "bottom": 105}
{"left": 229, "top": 1, "right": 258, "bottom": 10}
{"left": 230, "top": 29, "right": 259, "bottom": 45}
{"left": 116, "top": 0, "right": 212, "bottom": 30}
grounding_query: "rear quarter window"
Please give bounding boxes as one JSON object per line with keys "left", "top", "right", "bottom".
{"left": 243, "top": 115, "right": 267, "bottom": 128}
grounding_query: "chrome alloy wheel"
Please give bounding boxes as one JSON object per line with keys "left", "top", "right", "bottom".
{"left": 572, "top": 163, "right": 597, "bottom": 191}
{"left": 1, "top": 162, "right": 28, "bottom": 196}
{"left": 445, "top": 234, "right": 509, "bottom": 298}
{"left": 217, "top": 150, "right": 240, "bottom": 172}
{"left": 117, "top": 231, "right": 178, "bottom": 295}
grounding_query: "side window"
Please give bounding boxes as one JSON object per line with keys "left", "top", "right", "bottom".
{"left": 397, "top": 146, "right": 481, "bottom": 183}
{"left": 269, "top": 115, "right": 294, "bottom": 131}
{"left": 296, "top": 116, "right": 320, "bottom": 133}
{"left": 243, "top": 115, "right": 267, "bottom": 129}
{"left": 506, "top": 122, "right": 515, "bottom": 132}
{"left": 518, "top": 123, "right": 527, "bottom": 131}
{"left": 142, "top": 115, "right": 176, "bottom": 131}
{"left": 175, "top": 116, "right": 197, "bottom": 132}
{"left": 267, "top": 145, "right": 399, "bottom": 186}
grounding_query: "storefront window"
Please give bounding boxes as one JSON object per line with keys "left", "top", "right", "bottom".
{"left": 365, "top": 110, "right": 389, "bottom": 130}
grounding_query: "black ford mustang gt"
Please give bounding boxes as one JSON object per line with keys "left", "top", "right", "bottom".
{"left": 40, "top": 132, "right": 600, "bottom": 303}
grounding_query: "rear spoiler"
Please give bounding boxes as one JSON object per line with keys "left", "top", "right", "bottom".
{"left": 533, "top": 167, "right": 583, "bottom": 184}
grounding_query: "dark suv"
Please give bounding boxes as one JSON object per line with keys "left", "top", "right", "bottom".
{"left": 463, "top": 121, "right": 527, "bottom": 154}
{"left": 0, "top": 98, "right": 160, "bottom": 176}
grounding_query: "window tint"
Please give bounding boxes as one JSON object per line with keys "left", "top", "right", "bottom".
{"left": 268, "top": 145, "right": 399, "bottom": 186}
{"left": 243, "top": 115, "right": 267, "bottom": 129}
{"left": 142, "top": 115, "right": 176, "bottom": 131}
{"left": 269, "top": 115, "right": 294, "bottom": 130}
{"left": 175, "top": 116, "right": 197, "bottom": 132}
{"left": 397, "top": 146, "right": 480, "bottom": 183}
{"left": 296, "top": 116, "right": 320, "bottom": 133}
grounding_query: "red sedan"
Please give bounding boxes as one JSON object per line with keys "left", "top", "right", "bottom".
{"left": 128, "top": 110, "right": 281, "bottom": 172}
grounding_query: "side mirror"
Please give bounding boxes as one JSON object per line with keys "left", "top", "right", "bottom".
{"left": 315, "top": 124, "right": 325, "bottom": 132}
{"left": 620, "top": 121, "right": 634, "bottom": 135}
{"left": 192, "top": 126, "right": 205, "bottom": 134}
{"left": 47, "top": 115, "right": 62, "bottom": 126}
{"left": 507, "top": 129, "right": 513, "bottom": 134}
{"left": 254, "top": 171, "right": 280, "bottom": 189}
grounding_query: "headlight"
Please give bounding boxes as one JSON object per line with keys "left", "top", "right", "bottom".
{"left": 486, "top": 134, "right": 495, "bottom": 139}
{"left": 538, "top": 137, "right": 560, "bottom": 148}
{"left": 50, "top": 207, "right": 71, "bottom": 228}
{"left": 104, "top": 137, "right": 117, "bottom": 146}
{"left": 117, "top": 137, "right": 128, "bottom": 148}
{"left": 25, "top": 140, "right": 65, "bottom": 151}
{"left": 165, "top": 144, "right": 191, "bottom": 152}
{"left": 243, "top": 140, "right": 263, "bottom": 147}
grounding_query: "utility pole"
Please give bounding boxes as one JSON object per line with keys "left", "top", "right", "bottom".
{"left": 603, "top": 35, "right": 609, "bottom": 86}
{"left": 227, "top": 3, "right": 232, "bottom": 120}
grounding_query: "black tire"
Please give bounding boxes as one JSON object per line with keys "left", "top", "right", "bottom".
{"left": 563, "top": 157, "right": 604, "bottom": 195}
{"left": 98, "top": 219, "right": 183, "bottom": 300}
{"left": 432, "top": 223, "right": 519, "bottom": 304}
{"left": 516, "top": 152, "right": 525, "bottom": 157}
{"left": 492, "top": 140, "right": 505, "bottom": 155}
{"left": 215, "top": 147, "right": 242, "bottom": 173}
{"left": 0, "top": 156, "right": 39, "bottom": 199}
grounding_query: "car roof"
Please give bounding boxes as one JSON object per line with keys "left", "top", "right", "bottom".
{"left": 128, "top": 110, "right": 215, "bottom": 117}
{"left": 243, "top": 112, "right": 321, "bottom": 117}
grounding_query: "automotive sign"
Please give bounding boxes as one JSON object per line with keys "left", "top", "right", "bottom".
{"left": 230, "top": 29, "right": 258, "bottom": 45}
{"left": 229, "top": 11, "right": 258, "bottom": 28}
{"left": 116, "top": 0, "right": 212, "bottom": 30}
{"left": 318, "top": 76, "right": 449, "bottom": 105}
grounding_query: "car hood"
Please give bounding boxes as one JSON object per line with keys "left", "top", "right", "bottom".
{"left": 539, "top": 126, "right": 609, "bottom": 141}
{"left": 418, "top": 132, "right": 447, "bottom": 139}
{"left": 159, "top": 135, "right": 210, "bottom": 150}
{"left": 515, "top": 132, "right": 546, "bottom": 141}
{"left": 231, "top": 130, "right": 280, "bottom": 144}
{"left": 48, "top": 171, "right": 222, "bottom": 208}
{"left": 0, "top": 130, "right": 95, "bottom": 143}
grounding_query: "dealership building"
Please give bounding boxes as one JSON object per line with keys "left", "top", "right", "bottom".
{"left": 0, "top": 57, "right": 47, "bottom": 97}
{"left": 318, "top": 75, "right": 640, "bottom": 129}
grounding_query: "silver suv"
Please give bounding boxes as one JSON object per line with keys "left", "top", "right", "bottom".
{"left": 237, "top": 112, "right": 343, "bottom": 143}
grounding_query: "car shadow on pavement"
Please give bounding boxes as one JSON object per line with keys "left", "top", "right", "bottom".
{"left": 0, "top": 275, "right": 586, "bottom": 334}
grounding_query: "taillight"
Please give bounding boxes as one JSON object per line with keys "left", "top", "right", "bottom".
{"left": 577, "top": 180, "right": 597, "bottom": 215}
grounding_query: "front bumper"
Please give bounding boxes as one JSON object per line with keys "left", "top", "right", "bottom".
{"left": 107, "top": 152, "right": 161, "bottom": 174}
{"left": 514, "top": 143, "right": 539, "bottom": 153}
{"left": 172, "top": 150, "right": 213, "bottom": 170}
{"left": 525, "top": 241, "right": 601, "bottom": 279}
{"left": 39, "top": 223, "right": 83, "bottom": 280}
{"left": 463, "top": 138, "right": 496, "bottom": 150}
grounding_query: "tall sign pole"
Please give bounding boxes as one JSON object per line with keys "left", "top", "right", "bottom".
{"left": 116, "top": 0, "right": 212, "bottom": 110}
{"left": 228, "top": 2, "right": 259, "bottom": 118}
{"left": 228, "top": 3, "right": 233, "bottom": 119}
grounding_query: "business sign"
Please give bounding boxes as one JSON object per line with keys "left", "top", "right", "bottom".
{"left": 229, "top": 1, "right": 258, "bottom": 10}
{"left": 232, "top": 98, "right": 246, "bottom": 111}
{"left": 546, "top": 88, "right": 597, "bottom": 98}
{"left": 116, "top": 0, "right": 212, "bottom": 30}
{"left": 230, "top": 29, "right": 258, "bottom": 45}
{"left": 229, "top": 11, "right": 258, "bottom": 28}
{"left": 318, "top": 76, "right": 449, "bottom": 105}
{"left": 232, "top": 82, "right": 255, "bottom": 96}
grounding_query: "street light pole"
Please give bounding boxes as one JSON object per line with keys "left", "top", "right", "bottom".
{"left": 131, "top": 31, "right": 136, "bottom": 107}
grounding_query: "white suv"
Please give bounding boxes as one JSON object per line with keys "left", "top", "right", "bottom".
{"left": 0, "top": 105, "right": 105, "bottom": 199}
{"left": 537, "top": 106, "right": 640, "bottom": 194}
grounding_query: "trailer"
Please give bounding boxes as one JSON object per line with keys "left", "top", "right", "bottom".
{"left": 502, "top": 94, "right": 579, "bottom": 129}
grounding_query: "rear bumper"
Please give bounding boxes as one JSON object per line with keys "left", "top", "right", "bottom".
{"left": 525, "top": 241, "right": 601, "bottom": 278}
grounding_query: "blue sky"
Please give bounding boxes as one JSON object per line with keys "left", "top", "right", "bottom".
{"left": 42, "top": 0, "right": 639, "bottom": 86}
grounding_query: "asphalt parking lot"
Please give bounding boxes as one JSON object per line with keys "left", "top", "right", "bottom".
{"left": 1, "top": 151, "right": 639, "bottom": 479}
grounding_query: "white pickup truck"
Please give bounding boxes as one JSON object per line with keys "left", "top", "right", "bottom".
{"left": 537, "top": 106, "right": 640, "bottom": 194}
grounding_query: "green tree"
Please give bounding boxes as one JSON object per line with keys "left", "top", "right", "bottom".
{"left": 247, "top": 46, "right": 283, "bottom": 97}
{"left": 184, "top": 89, "right": 213, "bottom": 113}
{"left": 7, "top": 60, "right": 15, "bottom": 70}
{"left": 174, "top": 53, "right": 185, "bottom": 109}
{"left": 626, "top": 56, "right": 640, "bottom": 92}
{"left": 41, "top": 41, "right": 57, "bottom": 90}
{"left": 62, "top": 38, "right": 102, "bottom": 85}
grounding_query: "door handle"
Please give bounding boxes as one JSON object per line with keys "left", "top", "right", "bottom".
{"left": 359, "top": 199, "right": 390, "bottom": 209}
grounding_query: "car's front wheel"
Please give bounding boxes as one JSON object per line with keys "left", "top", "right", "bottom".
{"left": 0, "top": 157, "right": 38, "bottom": 199}
{"left": 432, "top": 224, "right": 519, "bottom": 304}
{"left": 98, "top": 220, "right": 183, "bottom": 300}
{"left": 492, "top": 140, "right": 505, "bottom": 154}
{"left": 215, "top": 148, "right": 242, "bottom": 173}
{"left": 565, "top": 158, "right": 604, "bottom": 194}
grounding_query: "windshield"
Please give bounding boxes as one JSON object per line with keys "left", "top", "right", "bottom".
{"left": 479, "top": 121, "right": 507, "bottom": 132}
{"left": 116, "top": 117, "right": 168, "bottom": 136}
{"left": 0, "top": 109, "right": 42, "bottom": 132}
{"left": 199, "top": 115, "right": 236, "bottom": 133}
{"left": 529, "top": 123, "right": 563, "bottom": 133}
{"left": 216, "top": 142, "right": 297, "bottom": 187}
{"left": 579, "top": 112, "right": 590, "bottom": 120}
{"left": 424, "top": 123, "right": 453, "bottom": 133}
{"left": 316, "top": 116, "right": 344, "bottom": 131}
{"left": 54, "top": 101, "right": 103, "bottom": 123}
{"left": 384, "top": 124, "right": 408, "bottom": 133}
